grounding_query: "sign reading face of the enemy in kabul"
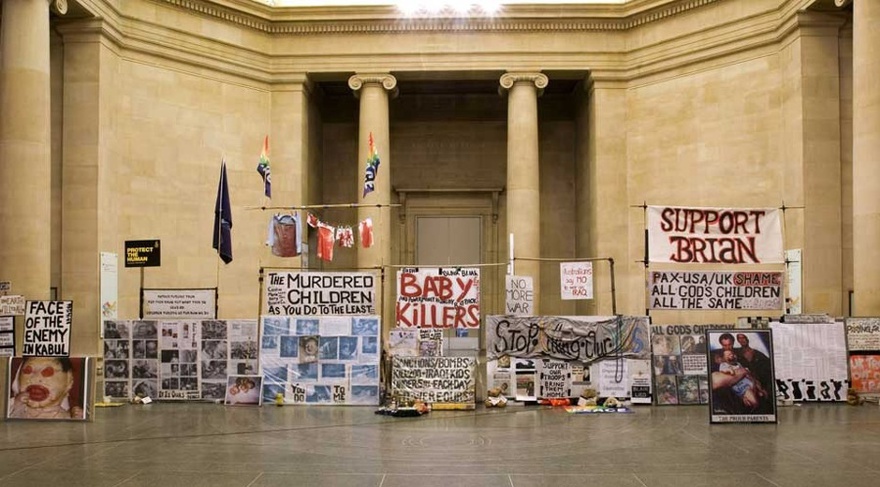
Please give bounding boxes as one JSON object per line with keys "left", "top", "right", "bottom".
{"left": 264, "top": 271, "right": 377, "bottom": 316}
{"left": 647, "top": 206, "right": 784, "bottom": 264}
{"left": 23, "top": 301, "right": 72, "bottom": 357}
{"left": 396, "top": 268, "right": 480, "bottom": 328}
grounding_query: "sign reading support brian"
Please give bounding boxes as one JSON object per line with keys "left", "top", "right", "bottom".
{"left": 142, "top": 289, "right": 216, "bottom": 319}
{"left": 396, "top": 267, "right": 480, "bottom": 328}
{"left": 560, "top": 262, "right": 593, "bottom": 300}
{"left": 647, "top": 271, "right": 783, "bottom": 310}
{"left": 125, "top": 240, "right": 161, "bottom": 267}
{"left": 264, "top": 271, "right": 376, "bottom": 315}
{"left": 647, "top": 206, "right": 783, "bottom": 264}
{"left": 23, "top": 301, "right": 72, "bottom": 357}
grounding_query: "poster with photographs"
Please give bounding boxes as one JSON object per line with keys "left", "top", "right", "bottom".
{"left": 651, "top": 324, "right": 734, "bottom": 405}
{"left": 418, "top": 329, "right": 443, "bottom": 357}
{"left": 260, "top": 315, "right": 381, "bottom": 406}
{"left": 591, "top": 358, "right": 651, "bottom": 400}
{"left": 224, "top": 375, "right": 262, "bottom": 406}
{"left": 845, "top": 318, "right": 880, "bottom": 394}
{"left": 6, "top": 356, "right": 92, "bottom": 421}
{"left": 130, "top": 320, "right": 159, "bottom": 400}
{"left": 388, "top": 328, "right": 418, "bottom": 357}
{"left": 157, "top": 320, "right": 200, "bottom": 400}
{"left": 103, "top": 320, "right": 131, "bottom": 399}
{"left": 707, "top": 330, "right": 777, "bottom": 424}
{"left": 514, "top": 358, "right": 538, "bottom": 401}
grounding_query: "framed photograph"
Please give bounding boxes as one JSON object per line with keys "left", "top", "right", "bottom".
{"left": 224, "top": 375, "right": 263, "bottom": 406}
{"left": 706, "top": 330, "right": 777, "bottom": 424}
{"left": 6, "top": 356, "right": 91, "bottom": 421}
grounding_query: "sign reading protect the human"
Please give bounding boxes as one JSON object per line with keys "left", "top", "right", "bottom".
{"left": 23, "top": 301, "right": 72, "bottom": 357}
{"left": 125, "top": 239, "right": 161, "bottom": 267}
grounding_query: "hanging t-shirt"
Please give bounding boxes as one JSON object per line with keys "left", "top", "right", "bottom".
{"left": 317, "top": 222, "right": 336, "bottom": 262}
{"left": 359, "top": 218, "right": 373, "bottom": 249}
{"left": 337, "top": 226, "right": 354, "bottom": 248}
{"left": 266, "top": 213, "right": 301, "bottom": 257}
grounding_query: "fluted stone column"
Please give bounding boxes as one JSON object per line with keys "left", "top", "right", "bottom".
{"left": 500, "top": 72, "right": 547, "bottom": 314}
{"left": 0, "top": 0, "right": 62, "bottom": 304}
{"left": 349, "top": 73, "right": 396, "bottom": 327}
{"left": 850, "top": 0, "right": 880, "bottom": 314}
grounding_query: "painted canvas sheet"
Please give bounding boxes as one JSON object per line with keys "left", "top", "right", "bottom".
{"left": 770, "top": 321, "right": 848, "bottom": 402}
{"left": 396, "top": 267, "right": 480, "bottom": 328}
{"left": 647, "top": 271, "right": 783, "bottom": 310}
{"left": 391, "top": 356, "right": 476, "bottom": 407}
{"left": 264, "top": 271, "right": 377, "bottom": 316}
{"left": 647, "top": 206, "right": 783, "bottom": 264}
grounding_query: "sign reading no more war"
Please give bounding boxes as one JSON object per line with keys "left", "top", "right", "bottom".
{"left": 23, "top": 301, "right": 72, "bottom": 357}
{"left": 647, "top": 206, "right": 783, "bottom": 264}
{"left": 647, "top": 271, "right": 783, "bottom": 310}
{"left": 265, "top": 272, "right": 377, "bottom": 315}
{"left": 396, "top": 267, "right": 480, "bottom": 328}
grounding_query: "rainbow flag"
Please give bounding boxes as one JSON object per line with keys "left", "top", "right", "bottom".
{"left": 256, "top": 135, "right": 271, "bottom": 198}
{"left": 362, "top": 132, "right": 380, "bottom": 198}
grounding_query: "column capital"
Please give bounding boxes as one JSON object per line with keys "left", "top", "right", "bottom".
{"left": 348, "top": 73, "right": 398, "bottom": 98}
{"left": 51, "top": 0, "right": 68, "bottom": 15}
{"left": 499, "top": 72, "right": 549, "bottom": 96}
{"left": 834, "top": 0, "right": 851, "bottom": 7}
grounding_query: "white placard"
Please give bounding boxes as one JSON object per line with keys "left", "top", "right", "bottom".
{"left": 396, "top": 267, "right": 480, "bottom": 328}
{"left": 264, "top": 271, "right": 377, "bottom": 316}
{"left": 560, "top": 262, "right": 593, "bottom": 300}
{"left": 100, "top": 252, "right": 118, "bottom": 320}
{"left": 142, "top": 289, "right": 216, "bottom": 319}
{"left": 0, "top": 295, "right": 25, "bottom": 316}
{"left": 505, "top": 275, "right": 533, "bottom": 315}
{"left": 23, "top": 300, "right": 72, "bottom": 356}
{"left": 647, "top": 270, "right": 783, "bottom": 310}
{"left": 647, "top": 206, "right": 784, "bottom": 264}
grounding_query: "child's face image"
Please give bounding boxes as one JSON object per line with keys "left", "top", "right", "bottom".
{"left": 18, "top": 357, "right": 74, "bottom": 409}
{"left": 723, "top": 350, "right": 736, "bottom": 363}
{"left": 304, "top": 339, "right": 318, "bottom": 355}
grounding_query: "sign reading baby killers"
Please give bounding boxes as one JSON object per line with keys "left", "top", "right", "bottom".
{"left": 23, "top": 301, "right": 72, "bottom": 357}
{"left": 264, "top": 271, "right": 377, "bottom": 316}
{"left": 396, "top": 267, "right": 480, "bottom": 328}
{"left": 647, "top": 206, "right": 783, "bottom": 264}
{"left": 486, "top": 315, "right": 649, "bottom": 363}
{"left": 391, "top": 356, "right": 476, "bottom": 407}
{"left": 647, "top": 271, "right": 783, "bottom": 310}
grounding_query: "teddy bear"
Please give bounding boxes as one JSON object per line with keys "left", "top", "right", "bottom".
{"left": 485, "top": 387, "right": 508, "bottom": 408}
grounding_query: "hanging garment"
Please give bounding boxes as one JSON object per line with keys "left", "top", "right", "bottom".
{"left": 317, "top": 222, "right": 336, "bottom": 262}
{"left": 337, "top": 226, "right": 355, "bottom": 248}
{"left": 307, "top": 212, "right": 319, "bottom": 228}
{"left": 266, "top": 213, "right": 301, "bottom": 257}
{"left": 359, "top": 218, "right": 373, "bottom": 248}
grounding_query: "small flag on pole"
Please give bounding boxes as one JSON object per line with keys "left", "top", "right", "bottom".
{"left": 213, "top": 160, "right": 233, "bottom": 264}
{"left": 256, "top": 135, "right": 271, "bottom": 198}
{"left": 362, "top": 132, "right": 380, "bottom": 198}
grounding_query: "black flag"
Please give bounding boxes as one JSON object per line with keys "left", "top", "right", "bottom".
{"left": 213, "top": 160, "right": 233, "bottom": 264}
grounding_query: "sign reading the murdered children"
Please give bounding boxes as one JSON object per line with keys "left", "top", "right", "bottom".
{"left": 647, "top": 271, "right": 783, "bottom": 310}
{"left": 264, "top": 271, "right": 376, "bottom": 316}
{"left": 647, "top": 206, "right": 783, "bottom": 264}
{"left": 391, "top": 356, "right": 476, "bottom": 407}
{"left": 396, "top": 267, "right": 480, "bottom": 328}
{"left": 23, "top": 301, "right": 72, "bottom": 357}
{"left": 486, "top": 315, "right": 649, "bottom": 363}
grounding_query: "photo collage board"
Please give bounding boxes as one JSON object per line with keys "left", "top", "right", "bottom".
{"left": 260, "top": 315, "right": 381, "bottom": 406}
{"left": 102, "top": 319, "right": 259, "bottom": 401}
{"left": 650, "top": 324, "right": 737, "bottom": 405}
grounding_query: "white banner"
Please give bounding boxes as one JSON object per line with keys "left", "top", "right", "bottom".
{"left": 23, "top": 301, "right": 72, "bottom": 356}
{"left": 505, "top": 275, "right": 533, "bottom": 315}
{"left": 647, "top": 271, "right": 783, "bottom": 310}
{"left": 142, "top": 289, "right": 216, "bottom": 319}
{"left": 264, "top": 271, "right": 377, "bottom": 316}
{"left": 396, "top": 267, "right": 480, "bottom": 328}
{"left": 770, "top": 321, "right": 848, "bottom": 402}
{"left": 647, "top": 206, "right": 783, "bottom": 264}
{"left": 560, "top": 262, "right": 593, "bottom": 300}
{"left": 391, "top": 356, "right": 476, "bottom": 406}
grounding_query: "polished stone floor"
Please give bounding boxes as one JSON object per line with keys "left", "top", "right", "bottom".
{"left": 0, "top": 402, "right": 878, "bottom": 486}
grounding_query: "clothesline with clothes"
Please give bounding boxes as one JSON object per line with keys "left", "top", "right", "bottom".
{"left": 251, "top": 203, "right": 400, "bottom": 263}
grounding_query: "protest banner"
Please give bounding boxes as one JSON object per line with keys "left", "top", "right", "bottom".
{"left": 391, "top": 356, "right": 476, "bottom": 407}
{"left": 23, "top": 301, "right": 72, "bottom": 357}
{"left": 845, "top": 317, "right": 880, "bottom": 352}
{"left": 647, "top": 271, "right": 783, "bottom": 310}
{"left": 770, "top": 321, "right": 848, "bottom": 402}
{"left": 0, "top": 295, "right": 25, "bottom": 316}
{"left": 485, "top": 315, "right": 649, "bottom": 363}
{"left": 505, "top": 275, "right": 533, "bottom": 315}
{"left": 396, "top": 267, "right": 480, "bottom": 328}
{"left": 647, "top": 206, "right": 783, "bottom": 264}
{"left": 264, "top": 271, "right": 377, "bottom": 316}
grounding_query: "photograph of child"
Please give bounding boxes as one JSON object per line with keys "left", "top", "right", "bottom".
{"left": 6, "top": 357, "right": 89, "bottom": 421}
{"left": 224, "top": 376, "right": 262, "bottom": 406}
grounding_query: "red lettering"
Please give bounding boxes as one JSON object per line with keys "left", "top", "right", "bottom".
{"left": 400, "top": 273, "right": 421, "bottom": 298}
{"left": 395, "top": 302, "right": 413, "bottom": 327}
{"left": 660, "top": 207, "right": 675, "bottom": 232}
{"left": 455, "top": 277, "right": 475, "bottom": 301}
